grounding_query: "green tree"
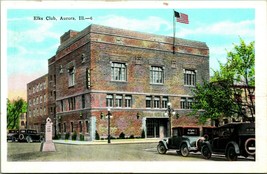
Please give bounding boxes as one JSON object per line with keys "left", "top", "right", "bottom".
{"left": 7, "top": 98, "right": 27, "bottom": 129}
{"left": 192, "top": 39, "right": 255, "bottom": 125}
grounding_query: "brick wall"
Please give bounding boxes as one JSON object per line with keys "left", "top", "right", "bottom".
{"left": 27, "top": 24, "right": 210, "bottom": 139}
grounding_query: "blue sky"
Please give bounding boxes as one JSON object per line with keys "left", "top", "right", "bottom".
{"left": 6, "top": 8, "right": 255, "bottom": 100}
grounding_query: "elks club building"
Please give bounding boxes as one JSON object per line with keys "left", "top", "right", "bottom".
{"left": 27, "top": 24, "right": 209, "bottom": 141}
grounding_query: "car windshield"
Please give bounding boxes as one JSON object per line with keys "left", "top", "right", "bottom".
{"left": 183, "top": 128, "right": 200, "bottom": 136}
{"left": 9, "top": 130, "right": 17, "bottom": 133}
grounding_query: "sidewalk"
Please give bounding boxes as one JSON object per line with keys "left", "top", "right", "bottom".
{"left": 53, "top": 138, "right": 160, "bottom": 145}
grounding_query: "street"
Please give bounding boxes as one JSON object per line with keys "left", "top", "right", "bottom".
{"left": 7, "top": 142, "right": 254, "bottom": 162}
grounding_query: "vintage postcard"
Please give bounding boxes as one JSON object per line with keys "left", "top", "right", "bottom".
{"left": 1, "top": 0, "right": 267, "bottom": 173}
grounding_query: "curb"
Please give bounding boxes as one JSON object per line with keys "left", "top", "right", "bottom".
{"left": 53, "top": 139, "right": 160, "bottom": 145}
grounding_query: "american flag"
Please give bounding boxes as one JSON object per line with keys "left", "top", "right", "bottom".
{"left": 174, "top": 11, "right": 189, "bottom": 24}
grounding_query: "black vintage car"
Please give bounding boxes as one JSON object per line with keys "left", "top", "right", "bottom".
{"left": 18, "top": 129, "right": 44, "bottom": 143}
{"left": 201, "top": 122, "right": 255, "bottom": 161}
{"left": 157, "top": 126, "right": 214, "bottom": 157}
{"left": 7, "top": 129, "right": 19, "bottom": 142}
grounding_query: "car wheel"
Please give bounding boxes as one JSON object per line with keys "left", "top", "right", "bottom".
{"left": 19, "top": 134, "right": 24, "bottom": 141}
{"left": 180, "top": 143, "right": 189, "bottom": 157}
{"left": 26, "top": 136, "right": 32, "bottom": 143}
{"left": 11, "top": 136, "right": 16, "bottom": 142}
{"left": 226, "top": 146, "right": 237, "bottom": 161}
{"left": 157, "top": 143, "right": 167, "bottom": 154}
{"left": 201, "top": 145, "right": 211, "bottom": 159}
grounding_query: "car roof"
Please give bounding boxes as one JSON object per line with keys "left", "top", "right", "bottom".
{"left": 218, "top": 122, "right": 255, "bottom": 128}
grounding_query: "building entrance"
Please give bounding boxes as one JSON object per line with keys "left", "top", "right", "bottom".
{"left": 146, "top": 118, "right": 168, "bottom": 138}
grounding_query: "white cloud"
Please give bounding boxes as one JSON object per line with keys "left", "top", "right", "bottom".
{"left": 177, "top": 20, "right": 254, "bottom": 38}
{"left": 96, "top": 15, "right": 172, "bottom": 34}
{"left": 8, "top": 18, "right": 60, "bottom": 46}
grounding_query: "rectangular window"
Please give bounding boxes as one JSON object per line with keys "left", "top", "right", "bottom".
{"left": 58, "top": 123, "right": 62, "bottom": 133}
{"left": 68, "top": 97, "right": 76, "bottom": 110}
{"left": 111, "top": 62, "right": 126, "bottom": 81}
{"left": 146, "top": 96, "right": 152, "bottom": 108}
{"left": 180, "top": 97, "right": 187, "bottom": 109}
{"left": 187, "top": 98, "right": 194, "bottom": 109}
{"left": 61, "top": 100, "right": 64, "bottom": 112}
{"left": 106, "top": 94, "right": 113, "bottom": 107}
{"left": 154, "top": 96, "right": 160, "bottom": 108}
{"left": 68, "top": 67, "right": 75, "bottom": 87}
{"left": 150, "top": 66, "right": 164, "bottom": 84}
{"left": 85, "top": 121, "right": 89, "bottom": 133}
{"left": 162, "top": 97, "right": 168, "bottom": 108}
{"left": 63, "top": 123, "right": 66, "bottom": 132}
{"left": 115, "top": 95, "right": 123, "bottom": 108}
{"left": 71, "top": 122, "right": 74, "bottom": 132}
{"left": 125, "top": 95, "right": 132, "bottom": 108}
{"left": 184, "top": 69, "right": 196, "bottom": 86}
{"left": 79, "top": 121, "right": 82, "bottom": 133}
{"left": 44, "top": 107, "right": 46, "bottom": 115}
{"left": 86, "top": 68, "right": 91, "bottom": 89}
{"left": 82, "top": 95, "right": 85, "bottom": 109}
{"left": 180, "top": 97, "right": 194, "bottom": 109}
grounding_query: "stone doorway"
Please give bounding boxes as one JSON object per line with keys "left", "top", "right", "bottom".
{"left": 146, "top": 118, "right": 168, "bottom": 138}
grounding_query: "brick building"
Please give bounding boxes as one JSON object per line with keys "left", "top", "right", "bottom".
{"left": 27, "top": 24, "right": 209, "bottom": 140}
{"left": 27, "top": 74, "right": 49, "bottom": 133}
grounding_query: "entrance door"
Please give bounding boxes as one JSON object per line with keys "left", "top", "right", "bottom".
{"left": 146, "top": 118, "right": 167, "bottom": 138}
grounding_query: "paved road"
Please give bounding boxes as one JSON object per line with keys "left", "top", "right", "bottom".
{"left": 7, "top": 142, "right": 254, "bottom": 162}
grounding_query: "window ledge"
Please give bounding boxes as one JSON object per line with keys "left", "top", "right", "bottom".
{"left": 150, "top": 83, "right": 164, "bottom": 86}
{"left": 111, "top": 80, "right": 127, "bottom": 83}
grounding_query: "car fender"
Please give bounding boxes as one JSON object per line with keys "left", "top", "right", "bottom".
{"left": 159, "top": 139, "right": 169, "bottom": 150}
{"left": 180, "top": 140, "right": 191, "bottom": 150}
{"left": 226, "top": 141, "right": 240, "bottom": 154}
{"left": 201, "top": 141, "right": 213, "bottom": 152}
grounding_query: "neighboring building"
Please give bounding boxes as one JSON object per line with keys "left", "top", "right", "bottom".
{"left": 27, "top": 24, "right": 209, "bottom": 140}
{"left": 230, "top": 85, "right": 255, "bottom": 123}
{"left": 27, "top": 74, "right": 49, "bottom": 133}
{"left": 19, "top": 113, "right": 27, "bottom": 129}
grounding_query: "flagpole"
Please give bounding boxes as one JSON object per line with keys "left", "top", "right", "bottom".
{"left": 173, "top": 9, "right": 176, "bottom": 54}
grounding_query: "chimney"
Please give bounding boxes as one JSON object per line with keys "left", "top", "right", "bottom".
{"left": 60, "top": 30, "right": 79, "bottom": 44}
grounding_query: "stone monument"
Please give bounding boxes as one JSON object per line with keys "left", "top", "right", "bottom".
{"left": 40, "top": 117, "right": 56, "bottom": 152}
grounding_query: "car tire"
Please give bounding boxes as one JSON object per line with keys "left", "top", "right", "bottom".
{"left": 11, "top": 136, "right": 16, "bottom": 142}
{"left": 19, "top": 134, "right": 24, "bottom": 141}
{"left": 226, "top": 146, "right": 237, "bottom": 161}
{"left": 180, "top": 143, "right": 189, "bottom": 157}
{"left": 201, "top": 145, "right": 211, "bottom": 159}
{"left": 26, "top": 136, "right": 32, "bottom": 143}
{"left": 157, "top": 143, "right": 167, "bottom": 154}
{"left": 244, "top": 138, "right": 255, "bottom": 156}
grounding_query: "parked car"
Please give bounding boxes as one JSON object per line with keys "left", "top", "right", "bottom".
{"left": 201, "top": 122, "right": 255, "bottom": 161}
{"left": 18, "top": 129, "right": 44, "bottom": 143}
{"left": 157, "top": 126, "right": 215, "bottom": 157}
{"left": 7, "top": 129, "right": 19, "bottom": 142}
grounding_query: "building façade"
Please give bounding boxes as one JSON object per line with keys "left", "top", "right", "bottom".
{"left": 27, "top": 24, "right": 209, "bottom": 140}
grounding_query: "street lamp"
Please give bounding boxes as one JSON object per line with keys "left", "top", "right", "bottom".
{"left": 164, "top": 102, "right": 175, "bottom": 137}
{"left": 106, "top": 108, "right": 112, "bottom": 143}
